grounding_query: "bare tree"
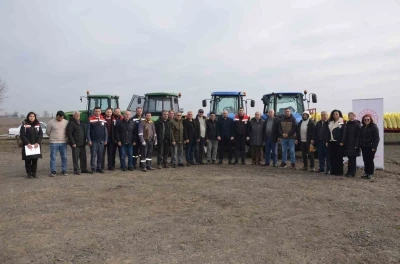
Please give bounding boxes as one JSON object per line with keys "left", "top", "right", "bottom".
{"left": 12, "top": 111, "right": 19, "bottom": 118}
{"left": 0, "top": 77, "right": 7, "bottom": 111}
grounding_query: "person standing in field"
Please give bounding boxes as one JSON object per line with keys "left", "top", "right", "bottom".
{"left": 278, "top": 108, "right": 298, "bottom": 169}
{"left": 170, "top": 112, "right": 185, "bottom": 167}
{"left": 102, "top": 108, "right": 116, "bottom": 171}
{"left": 341, "top": 112, "right": 361, "bottom": 177}
{"left": 233, "top": 107, "right": 250, "bottom": 165}
{"left": 263, "top": 109, "right": 279, "bottom": 167}
{"left": 111, "top": 108, "right": 124, "bottom": 170}
{"left": 314, "top": 111, "right": 330, "bottom": 174}
{"left": 155, "top": 110, "right": 172, "bottom": 169}
{"left": 116, "top": 110, "right": 137, "bottom": 171}
{"left": 296, "top": 111, "right": 316, "bottom": 171}
{"left": 66, "top": 111, "right": 89, "bottom": 175}
{"left": 132, "top": 107, "right": 144, "bottom": 169}
{"left": 359, "top": 114, "right": 380, "bottom": 180}
{"left": 217, "top": 110, "right": 234, "bottom": 164}
{"left": 326, "top": 109, "right": 345, "bottom": 176}
{"left": 47, "top": 110, "right": 68, "bottom": 177}
{"left": 195, "top": 109, "right": 207, "bottom": 165}
{"left": 20, "top": 112, "right": 43, "bottom": 179}
{"left": 87, "top": 107, "right": 108, "bottom": 174}
{"left": 206, "top": 111, "right": 218, "bottom": 164}
{"left": 138, "top": 112, "right": 157, "bottom": 171}
{"left": 248, "top": 111, "right": 265, "bottom": 165}
{"left": 183, "top": 111, "right": 199, "bottom": 166}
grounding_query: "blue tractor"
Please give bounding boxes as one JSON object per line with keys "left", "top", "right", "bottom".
{"left": 202, "top": 91, "right": 255, "bottom": 118}
{"left": 261, "top": 90, "right": 317, "bottom": 122}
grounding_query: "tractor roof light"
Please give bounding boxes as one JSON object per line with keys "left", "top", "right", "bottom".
{"left": 86, "top": 90, "right": 90, "bottom": 95}
{"left": 304, "top": 90, "right": 308, "bottom": 95}
{"left": 243, "top": 92, "right": 247, "bottom": 96}
{"left": 178, "top": 92, "right": 182, "bottom": 98}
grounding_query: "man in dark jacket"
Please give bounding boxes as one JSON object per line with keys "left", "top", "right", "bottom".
{"left": 314, "top": 111, "right": 330, "bottom": 173}
{"left": 132, "top": 107, "right": 145, "bottom": 169}
{"left": 296, "top": 111, "right": 316, "bottom": 171}
{"left": 233, "top": 107, "right": 250, "bottom": 165}
{"left": 248, "top": 111, "right": 265, "bottom": 165}
{"left": 206, "top": 112, "right": 218, "bottom": 164}
{"left": 170, "top": 112, "right": 184, "bottom": 167}
{"left": 111, "top": 108, "right": 124, "bottom": 170}
{"left": 217, "top": 110, "right": 234, "bottom": 164}
{"left": 155, "top": 110, "right": 171, "bottom": 169}
{"left": 66, "top": 111, "right": 89, "bottom": 175}
{"left": 263, "top": 109, "right": 280, "bottom": 167}
{"left": 116, "top": 111, "right": 137, "bottom": 171}
{"left": 87, "top": 107, "right": 108, "bottom": 174}
{"left": 278, "top": 108, "right": 298, "bottom": 169}
{"left": 194, "top": 109, "right": 207, "bottom": 165}
{"left": 183, "top": 111, "right": 200, "bottom": 165}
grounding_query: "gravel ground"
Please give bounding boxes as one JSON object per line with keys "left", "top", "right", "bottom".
{"left": 0, "top": 138, "right": 399, "bottom": 264}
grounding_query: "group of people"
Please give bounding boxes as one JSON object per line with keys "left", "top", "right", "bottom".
{"left": 20, "top": 106, "right": 380, "bottom": 180}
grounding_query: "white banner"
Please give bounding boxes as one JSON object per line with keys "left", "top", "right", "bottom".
{"left": 352, "top": 98, "right": 384, "bottom": 170}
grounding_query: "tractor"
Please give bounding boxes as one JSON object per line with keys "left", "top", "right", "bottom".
{"left": 64, "top": 91, "right": 120, "bottom": 122}
{"left": 127, "top": 92, "right": 183, "bottom": 121}
{"left": 261, "top": 90, "right": 317, "bottom": 122}
{"left": 202, "top": 91, "right": 255, "bottom": 119}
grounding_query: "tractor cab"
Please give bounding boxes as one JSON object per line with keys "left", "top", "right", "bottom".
{"left": 261, "top": 91, "right": 317, "bottom": 123}
{"left": 64, "top": 91, "right": 120, "bottom": 122}
{"left": 202, "top": 91, "right": 255, "bottom": 119}
{"left": 127, "top": 92, "right": 182, "bottom": 121}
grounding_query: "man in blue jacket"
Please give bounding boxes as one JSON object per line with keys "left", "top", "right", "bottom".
{"left": 217, "top": 110, "right": 234, "bottom": 164}
{"left": 87, "top": 107, "right": 108, "bottom": 174}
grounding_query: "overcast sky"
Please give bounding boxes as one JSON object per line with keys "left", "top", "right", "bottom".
{"left": 1, "top": 0, "right": 399, "bottom": 117}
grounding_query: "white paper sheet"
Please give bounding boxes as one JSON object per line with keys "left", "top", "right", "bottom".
{"left": 25, "top": 145, "right": 41, "bottom": 156}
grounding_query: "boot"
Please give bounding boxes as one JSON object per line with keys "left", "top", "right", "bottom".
{"left": 27, "top": 172, "right": 33, "bottom": 179}
{"left": 32, "top": 172, "right": 37, "bottom": 178}
{"left": 163, "top": 163, "right": 170, "bottom": 168}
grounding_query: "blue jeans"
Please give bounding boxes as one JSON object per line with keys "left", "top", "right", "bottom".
{"left": 264, "top": 137, "right": 277, "bottom": 165}
{"left": 281, "top": 139, "right": 295, "bottom": 164}
{"left": 50, "top": 143, "right": 67, "bottom": 173}
{"left": 186, "top": 139, "right": 196, "bottom": 163}
{"left": 90, "top": 141, "right": 105, "bottom": 171}
{"left": 317, "top": 141, "right": 330, "bottom": 172}
{"left": 120, "top": 144, "right": 134, "bottom": 169}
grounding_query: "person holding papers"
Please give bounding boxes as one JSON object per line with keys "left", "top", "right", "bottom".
{"left": 20, "top": 112, "right": 43, "bottom": 179}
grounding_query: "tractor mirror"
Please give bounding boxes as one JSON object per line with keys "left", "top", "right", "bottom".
{"left": 137, "top": 97, "right": 142, "bottom": 104}
{"left": 174, "top": 98, "right": 178, "bottom": 104}
{"left": 312, "top": 94, "right": 317, "bottom": 103}
{"left": 250, "top": 100, "right": 255, "bottom": 107}
{"left": 202, "top": 100, "right": 207, "bottom": 107}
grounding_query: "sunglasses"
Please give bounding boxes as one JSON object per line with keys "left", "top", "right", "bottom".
{"left": 199, "top": 112, "right": 204, "bottom": 114}
{"left": 364, "top": 119, "right": 371, "bottom": 121}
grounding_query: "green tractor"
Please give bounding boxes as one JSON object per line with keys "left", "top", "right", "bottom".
{"left": 64, "top": 91, "right": 120, "bottom": 122}
{"left": 127, "top": 92, "right": 183, "bottom": 121}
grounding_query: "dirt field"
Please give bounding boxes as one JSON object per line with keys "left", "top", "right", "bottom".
{"left": 0, "top": 137, "right": 399, "bottom": 264}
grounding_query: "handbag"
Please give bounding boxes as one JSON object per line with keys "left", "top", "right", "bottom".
{"left": 17, "top": 138, "right": 23, "bottom": 148}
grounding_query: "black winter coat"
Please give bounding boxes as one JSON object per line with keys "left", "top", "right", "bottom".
{"left": 359, "top": 123, "right": 380, "bottom": 149}
{"left": 325, "top": 119, "right": 345, "bottom": 144}
{"left": 206, "top": 119, "right": 218, "bottom": 140}
{"left": 248, "top": 118, "right": 265, "bottom": 146}
{"left": 217, "top": 117, "right": 233, "bottom": 139}
{"left": 314, "top": 120, "right": 329, "bottom": 143}
{"left": 20, "top": 121, "right": 43, "bottom": 160}
{"left": 278, "top": 114, "right": 297, "bottom": 139}
{"left": 66, "top": 119, "right": 86, "bottom": 147}
{"left": 155, "top": 118, "right": 171, "bottom": 141}
{"left": 341, "top": 120, "right": 361, "bottom": 157}
{"left": 183, "top": 119, "right": 200, "bottom": 141}
{"left": 116, "top": 119, "right": 137, "bottom": 144}
{"left": 263, "top": 117, "right": 280, "bottom": 142}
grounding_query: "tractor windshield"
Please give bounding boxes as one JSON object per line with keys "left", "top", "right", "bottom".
{"left": 276, "top": 94, "right": 304, "bottom": 116}
{"left": 146, "top": 97, "right": 172, "bottom": 113}
{"left": 212, "top": 96, "right": 240, "bottom": 116}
